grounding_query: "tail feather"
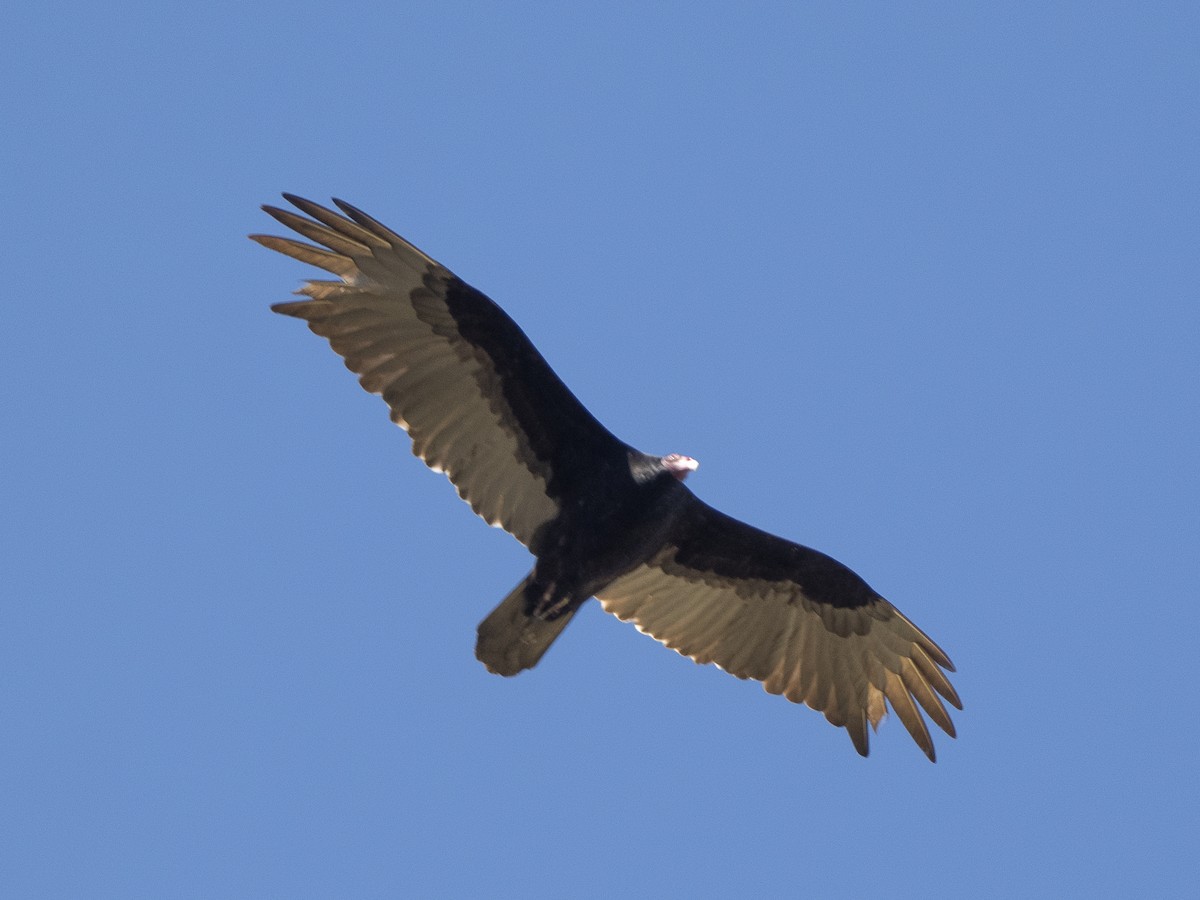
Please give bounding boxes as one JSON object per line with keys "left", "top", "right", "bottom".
{"left": 476, "top": 574, "right": 576, "bottom": 676}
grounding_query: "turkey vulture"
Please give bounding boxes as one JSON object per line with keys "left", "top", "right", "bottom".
{"left": 254, "top": 195, "right": 961, "bottom": 760}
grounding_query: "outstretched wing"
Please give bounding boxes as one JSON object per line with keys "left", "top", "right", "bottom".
{"left": 596, "top": 497, "right": 961, "bottom": 761}
{"left": 253, "top": 195, "right": 628, "bottom": 547}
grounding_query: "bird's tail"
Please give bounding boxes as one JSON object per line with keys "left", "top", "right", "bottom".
{"left": 476, "top": 574, "right": 576, "bottom": 676}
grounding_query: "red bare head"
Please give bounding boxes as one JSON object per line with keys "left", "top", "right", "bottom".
{"left": 662, "top": 453, "right": 699, "bottom": 481}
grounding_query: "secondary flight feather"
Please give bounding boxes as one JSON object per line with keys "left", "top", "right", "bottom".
{"left": 253, "top": 195, "right": 962, "bottom": 760}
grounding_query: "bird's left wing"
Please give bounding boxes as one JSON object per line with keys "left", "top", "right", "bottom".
{"left": 596, "top": 497, "right": 961, "bottom": 760}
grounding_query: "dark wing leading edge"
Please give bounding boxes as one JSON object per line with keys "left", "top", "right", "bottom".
{"left": 596, "top": 496, "right": 962, "bottom": 761}
{"left": 252, "top": 195, "right": 628, "bottom": 547}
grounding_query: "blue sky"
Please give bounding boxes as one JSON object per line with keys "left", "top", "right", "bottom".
{"left": 3, "top": 2, "right": 1197, "bottom": 897}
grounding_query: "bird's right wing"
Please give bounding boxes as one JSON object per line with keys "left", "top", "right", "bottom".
{"left": 253, "top": 195, "right": 628, "bottom": 547}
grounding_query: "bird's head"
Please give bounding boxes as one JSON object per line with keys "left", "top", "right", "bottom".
{"left": 661, "top": 453, "right": 699, "bottom": 481}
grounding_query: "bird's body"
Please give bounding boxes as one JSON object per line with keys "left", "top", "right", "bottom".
{"left": 254, "top": 196, "right": 962, "bottom": 760}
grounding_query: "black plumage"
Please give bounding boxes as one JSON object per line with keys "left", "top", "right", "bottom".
{"left": 253, "top": 195, "right": 962, "bottom": 760}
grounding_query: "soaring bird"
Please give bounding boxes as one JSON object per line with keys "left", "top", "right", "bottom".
{"left": 253, "top": 195, "right": 961, "bottom": 760}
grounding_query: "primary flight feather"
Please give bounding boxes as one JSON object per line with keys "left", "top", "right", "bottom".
{"left": 254, "top": 195, "right": 962, "bottom": 760}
